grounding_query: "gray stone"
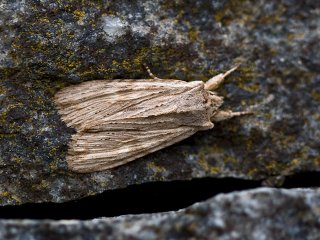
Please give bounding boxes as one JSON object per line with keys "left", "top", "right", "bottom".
{"left": 0, "top": 0, "right": 319, "bottom": 205}
{"left": 1, "top": 188, "right": 320, "bottom": 239}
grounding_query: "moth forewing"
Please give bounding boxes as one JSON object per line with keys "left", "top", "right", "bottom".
{"left": 54, "top": 67, "right": 248, "bottom": 173}
{"left": 67, "top": 127, "right": 198, "bottom": 173}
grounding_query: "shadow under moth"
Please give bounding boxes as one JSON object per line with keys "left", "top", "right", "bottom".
{"left": 54, "top": 66, "right": 249, "bottom": 173}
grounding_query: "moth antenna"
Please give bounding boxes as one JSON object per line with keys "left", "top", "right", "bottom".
{"left": 143, "top": 64, "right": 161, "bottom": 80}
{"left": 204, "top": 65, "right": 239, "bottom": 91}
{"left": 211, "top": 109, "right": 252, "bottom": 122}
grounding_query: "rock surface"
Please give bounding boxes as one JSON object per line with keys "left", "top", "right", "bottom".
{"left": 0, "top": 0, "right": 319, "bottom": 204}
{"left": 1, "top": 188, "right": 320, "bottom": 239}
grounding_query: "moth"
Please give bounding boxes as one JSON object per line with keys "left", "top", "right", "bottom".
{"left": 54, "top": 66, "right": 249, "bottom": 173}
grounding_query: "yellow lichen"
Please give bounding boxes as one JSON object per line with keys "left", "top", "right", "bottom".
{"left": 0, "top": 191, "right": 21, "bottom": 203}
{"left": 311, "top": 89, "right": 320, "bottom": 102}
{"left": 265, "top": 160, "right": 280, "bottom": 172}
{"left": 40, "top": 180, "right": 49, "bottom": 189}
{"left": 247, "top": 168, "right": 258, "bottom": 177}
{"left": 147, "top": 161, "right": 166, "bottom": 173}
{"left": 40, "top": 17, "right": 50, "bottom": 23}
{"left": 13, "top": 157, "right": 22, "bottom": 164}
{"left": 290, "top": 159, "right": 300, "bottom": 167}
{"left": 187, "top": 28, "right": 199, "bottom": 42}
{"left": 214, "top": 0, "right": 251, "bottom": 26}
{"left": 73, "top": 9, "right": 86, "bottom": 18}
{"left": 197, "top": 156, "right": 221, "bottom": 175}
{"left": 0, "top": 192, "right": 11, "bottom": 198}
{"left": 74, "top": 9, "right": 86, "bottom": 25}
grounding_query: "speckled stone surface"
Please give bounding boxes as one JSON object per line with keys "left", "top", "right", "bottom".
{"left": 0, "top": 0, "right": 319, "bottom": 205}
{"left": 1, "top": 188, "right": 320, "bottom": 239}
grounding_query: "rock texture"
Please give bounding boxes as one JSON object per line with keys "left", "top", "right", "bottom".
{"left": 0, "top": 0, "right": 319, "bottom": 204}
{"left": 1, "top": 188, "right": 320, "bottom": 239}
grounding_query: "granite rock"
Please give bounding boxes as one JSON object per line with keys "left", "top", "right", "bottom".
{"left": 0, "top": 0, "right": 319, "bottom": 204}
{"left": 1, "top": 188, "right": 320, "bottom": 239}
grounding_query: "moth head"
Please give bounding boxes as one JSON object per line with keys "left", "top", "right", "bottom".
{"left": 207, "top": 90, "right": 251, "bottom": 123}
{"left": 207, "top": 91, "right": 224, "bottom": 108}
{"left": 204, "top": 66, "right": 251, "bottom": 122}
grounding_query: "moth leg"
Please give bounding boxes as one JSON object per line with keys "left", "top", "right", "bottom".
{"left": 211, "top": 110, "right": 252, "bottom": 122}
{"left": 204, "top": 65, "right": 239, "bottom": 91}
{"left": 143, "top": 64, "right": 161, "bottom": 80}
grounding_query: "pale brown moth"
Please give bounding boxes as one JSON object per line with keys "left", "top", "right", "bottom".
{"left": 54, "top": 66, "right": 249, "bottom": 173}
